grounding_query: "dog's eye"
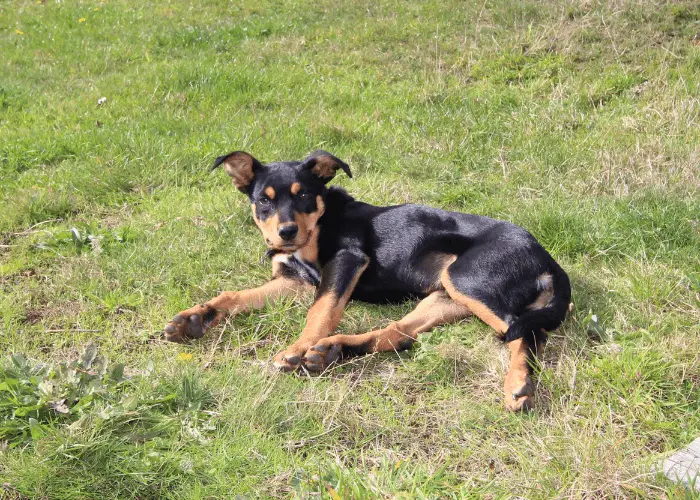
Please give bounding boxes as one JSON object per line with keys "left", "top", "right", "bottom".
{"left": 298, "top": 192, "right": 311, "bottom": 201}
{"left": 258, "top": 197, "right": 272, "bottom": 206}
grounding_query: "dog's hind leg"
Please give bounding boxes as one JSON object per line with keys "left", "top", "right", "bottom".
{"left": 440, "top": 255, "right": 549, "bottom": 412}
{"left": 303, "top": 291, "right": 471, "bottom": 371}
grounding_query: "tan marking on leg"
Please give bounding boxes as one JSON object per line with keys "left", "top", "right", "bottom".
{"left": 264, "top": 186, "right": 276, "bottom": 199}
{"left": 307, "top": 292, "right": 471, "bottom": 363}
{"left": 527, "top": 272, "right": 553, "bottom": 310}
{"left": 440, "top": 268, "right": 509, "bottom": 334}
{"left": 207, "top": 277, "right": 310, "bottom": 314}
{"left": 437, "top": 262, "right": 541, "bottom": 411}
{"left": 274, "top": 257, "right": 367, "bottom": 370}
{"left": 165, "top": 277, "right": 311, "bottom": 342}
{"left": 503, "top": 338, "right": 534, "bottom": 411}
{"left": 302, "top": 257, "right": 368, "bottom": 343}
{"left": 290, "top": 182, "right": 301, "bottom": 195}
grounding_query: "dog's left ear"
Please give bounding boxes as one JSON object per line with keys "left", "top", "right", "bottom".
{"left": 300, "top": 150, "right": 352, "bottom": 183}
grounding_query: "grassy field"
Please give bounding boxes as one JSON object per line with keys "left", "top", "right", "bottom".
{"left": 1, "top": 0, "right": 699, "bottom": 497}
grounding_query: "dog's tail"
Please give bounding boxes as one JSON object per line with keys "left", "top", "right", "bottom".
{"left": 503, "top": 264, "right": 571, "bottom": 347}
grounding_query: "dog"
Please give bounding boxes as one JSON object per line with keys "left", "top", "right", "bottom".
{"left": 163, "top": 150, "right": 571, "bottom": 411}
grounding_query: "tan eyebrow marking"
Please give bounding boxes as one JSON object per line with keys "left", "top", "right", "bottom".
{"left": 264, "top": 186, "right": 276, "bottom": 199}
{"left": 290, "top": 182, "right": 301, "bottom": 195}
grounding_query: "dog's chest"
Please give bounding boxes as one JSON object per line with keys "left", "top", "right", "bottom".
{"left": 273, "top": 252, "right": 321, "bottom": 285}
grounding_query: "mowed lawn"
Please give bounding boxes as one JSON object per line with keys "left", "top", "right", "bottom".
{"left": 1, "top": 0, "right": 699, "bottom": 497}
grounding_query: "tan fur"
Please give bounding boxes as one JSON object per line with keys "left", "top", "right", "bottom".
{"left": 165, "top": 277, "right": 312, "bottom": 342}
{"left": 441, "top": 268, "right": 510, "bottom": 334}
{"left": 251, "top": 204, "right": 280, "bottom": 245}
{"left": 222, "top": 153, "right": 256, "bottom": 189}
{"left": 292, "top": 195, "right": 325, "bottom": 247}
{"left": 311, "top": 156, "right": 339, "bottom": 179}
{"left": 439, "top": 265, "right": 536, "bottom": 410}
{"left": 264, "top": 186, "right": 276, "bottom": 199}
{"left": 425, "top": 253, "right": 457, "bottom": 293}
{"left": 310, "top": 291, "right": 471, "bottom": 353}
{"left": 296, "top": 226, "right": 320, "bottom": 263}
{"left": 290, "top": 182, "right": 301, "bottom": 195}
{"left": 527, "top": 273, "right": 553, "bottom": 310}
{"left": 273, "top": 256, "right": 368, "bottom": 366}
{"left": 251, "top": 196, "right": 325, "bottom": 250}
{"left": 207, "top": 277, "right": 311, "bottom": 313}
{"left": 503, "top": 338, "right": 534, "bottom": 411}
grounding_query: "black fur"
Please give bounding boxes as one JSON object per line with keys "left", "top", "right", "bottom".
{"left": 316, "top": 248, "right": 369, "bottom": 299}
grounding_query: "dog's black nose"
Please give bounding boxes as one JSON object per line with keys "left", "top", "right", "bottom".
{"left": 278, "top": 225, "right": 298, "bottom": 241}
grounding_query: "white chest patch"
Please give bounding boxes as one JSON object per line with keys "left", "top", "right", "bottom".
{"left": 272, "top": 251, "right": 321, "bottom": 285}
{"left": 293, "top": 250, "right": 321, "bottom": 283}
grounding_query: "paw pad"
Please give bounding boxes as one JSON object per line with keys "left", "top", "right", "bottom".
{"left": 163, "top": 308, "right": 212, "bottom": 342}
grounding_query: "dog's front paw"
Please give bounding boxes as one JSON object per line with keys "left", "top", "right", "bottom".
{"left": 303, "top": 340, "right": 343, "bottom": 372}
{"left": 503, "top": 370, "right": 535, "bottom": 412}
{"left": 272, "top": 348, "right": 304, "bottom": 372}
{"left": 164, "top": 304, "right": 220, "bottom": 342}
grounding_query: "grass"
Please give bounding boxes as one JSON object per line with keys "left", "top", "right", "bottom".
{"left": 1, "top": 0, "right": 699, "bottom": 497}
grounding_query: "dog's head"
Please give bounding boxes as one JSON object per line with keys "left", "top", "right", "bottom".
{"left": 212, "top": 150, "right": 351, "bottom": 251}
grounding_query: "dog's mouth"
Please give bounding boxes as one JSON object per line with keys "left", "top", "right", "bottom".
{"left": 265, "top": 230, "right": 313, "bottom": 253}
{"left": 265, "top": 240, "right": 301, "bottom": 252}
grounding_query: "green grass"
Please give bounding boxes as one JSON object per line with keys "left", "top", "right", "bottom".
{"left": 1, "top": 0, "right": 699, "bottom": 497}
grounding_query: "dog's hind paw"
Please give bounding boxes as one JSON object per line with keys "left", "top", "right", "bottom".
{"left": 164, "top": 304, "right": 220, "bottom": 342}
{"left": 504, "top": 371, "right": 535, "bottom": 412}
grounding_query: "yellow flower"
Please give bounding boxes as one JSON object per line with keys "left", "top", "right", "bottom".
{"left": 15, "top": 29, "right": 24, "bottom": 35}
{"left": 78, "top": 17, "right": 86, "bottom": 23}
{"left": 177, "top": 352, "right": 193, "bottom": 361}
{"left": 94, "top": 7, "right": 98, "bottom": 11}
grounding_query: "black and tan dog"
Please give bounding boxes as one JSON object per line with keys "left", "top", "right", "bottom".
{"left": 164, "top": 150, "right": 571, "bottom": 411}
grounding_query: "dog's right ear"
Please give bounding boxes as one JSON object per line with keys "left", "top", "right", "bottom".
{"left": 211, "top": 151, "right": 263, "bottom": 192}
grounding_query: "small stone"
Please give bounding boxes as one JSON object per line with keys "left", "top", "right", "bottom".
{"left": 656, "top": 437, "right": 700, "bottom": 491}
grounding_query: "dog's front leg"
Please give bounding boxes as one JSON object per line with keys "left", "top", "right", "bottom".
{"left": 164, "top": 276, "right": 311, "bottom": 342}
{"left": 273, "top": 249, "right": 369, "bottom": 372}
